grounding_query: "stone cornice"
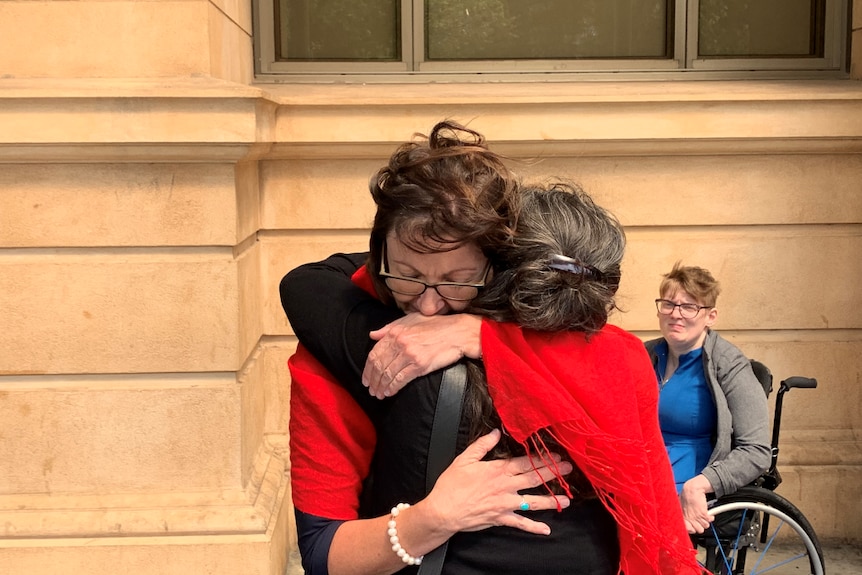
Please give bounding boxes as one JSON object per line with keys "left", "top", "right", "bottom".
{"left": 1, "top": 77, "right": 861, "bottom": 162}
{"left": 261, "top": 78, "right": 862, "bottom": 106}
{"left": 0, "top": 78, "right": 276, "bottom": 163}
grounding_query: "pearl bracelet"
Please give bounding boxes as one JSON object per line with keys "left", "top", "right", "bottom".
{"left": 387, "top": 503, "right": 423, "bottom": 566}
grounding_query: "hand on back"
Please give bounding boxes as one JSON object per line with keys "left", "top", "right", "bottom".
{"left": 421, "top": 429, "right": 573, "bottom": 536}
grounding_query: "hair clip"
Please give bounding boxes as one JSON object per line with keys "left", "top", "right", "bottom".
{"left": 548, "top": 254, "right": 596, "bottom": 277}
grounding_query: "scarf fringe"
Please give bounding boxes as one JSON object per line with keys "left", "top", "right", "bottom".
{"left": 523, "top": 422, "right": 704, "bottom": 575}
{"left": 480, "top": 320, "right": 704, "bottom": 574}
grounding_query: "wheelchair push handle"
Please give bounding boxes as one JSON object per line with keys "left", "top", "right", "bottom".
{"left": 782, "top": 376, "right": 817, "bottom": 390}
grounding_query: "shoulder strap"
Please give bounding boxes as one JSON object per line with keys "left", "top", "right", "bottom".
{"left": 425, "top": 362, "right": 468, "bottom": 494}
{"left": 418, "top": 362, "right": 468, "bottom": 575}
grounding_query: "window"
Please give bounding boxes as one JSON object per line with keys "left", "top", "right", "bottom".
{"left": 253, "top": 0, "right": 849, "bottom": 79}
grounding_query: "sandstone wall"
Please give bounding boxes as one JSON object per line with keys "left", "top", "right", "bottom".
{"left": 0, "top": 1, "right": 860, "bottom": 574}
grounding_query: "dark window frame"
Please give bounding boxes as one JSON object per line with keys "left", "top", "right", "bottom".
{"left": 253, "top": 0, "right": 849, "bottom": 81}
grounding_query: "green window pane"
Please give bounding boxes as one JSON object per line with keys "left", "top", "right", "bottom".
{"left": 425, "top": 0, "right": 670, "bottom": 61}
{"left": 699, "top": 0, "right": 825, "bottom": 57}
{"left": 277, "top": 0, "right": 400, "bottom": 61}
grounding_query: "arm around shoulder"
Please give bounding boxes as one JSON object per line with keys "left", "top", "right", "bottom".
{"left": 280, "top": 252, "right": 369, "bottom": 337}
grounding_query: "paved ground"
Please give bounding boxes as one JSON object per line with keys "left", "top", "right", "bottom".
{"left": 717, "top": 541, "right": 862, "bottom": 574}
{"left": 821, "top": 542, "right": 862, "bottom": 574}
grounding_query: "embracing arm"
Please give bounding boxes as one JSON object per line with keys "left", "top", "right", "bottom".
{"left": 281, "top": 253, "right": 484, "bottom": 400}
{"left": 326, "top": 429, "right": 572, "bottom": 575}
{"left": 289, "top": 331, "right": 578, "bottom": 575}
{"left": 295, "top": 512, "right": 345, "bottom": 575}
{"left": 363, "top": 313, "right": 484, "bottom": 399}
{"left": 280, "top": 253, "right": 403, "bottom": 405}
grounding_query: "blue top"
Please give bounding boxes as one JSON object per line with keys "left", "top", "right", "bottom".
{"left": 654, "top": 340, "right": 717, "bottom": 491}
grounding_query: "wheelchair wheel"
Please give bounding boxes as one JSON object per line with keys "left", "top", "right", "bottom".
{"left": 695, "top": 486, "right": 825, "bottom": 575}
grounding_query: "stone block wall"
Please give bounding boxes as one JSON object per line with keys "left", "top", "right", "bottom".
{"left": 260, "top": 89, "right": 862, "bottom": 550}
{"left": 0, "top": 2, "right": 861, "bottom": 574}
{"left": 0, "top": 0, "right": 252, "bottom": 82}
{"left": 0, "top": 78, "right": 291, "bottom": 574}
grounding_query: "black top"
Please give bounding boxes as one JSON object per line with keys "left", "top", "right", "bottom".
{"left": 280, "top": 253, "right": 619, "bottom": 575}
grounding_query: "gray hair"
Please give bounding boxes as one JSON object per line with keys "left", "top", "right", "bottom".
{"left": 471, "top": 182, "right": 625, "bottom": 333}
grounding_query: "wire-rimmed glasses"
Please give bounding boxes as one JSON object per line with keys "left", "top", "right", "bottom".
{"left": 379, "top": 243, "right": 491, "bottom": 302}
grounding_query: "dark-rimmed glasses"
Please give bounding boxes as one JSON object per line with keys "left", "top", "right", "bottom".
{"left": 655, "top": 299, "right": 711, "bottom": 319}
{"left": 379, "top": 243, "right": 491, "bottom": 302}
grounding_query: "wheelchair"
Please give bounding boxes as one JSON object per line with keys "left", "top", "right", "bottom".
{"left": 693, "top": 360, "right": 825, "bottom": 575}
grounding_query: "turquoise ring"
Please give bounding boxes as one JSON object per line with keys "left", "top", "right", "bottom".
{"left": 518, "top": 498, "right": 530, "bottom": 512}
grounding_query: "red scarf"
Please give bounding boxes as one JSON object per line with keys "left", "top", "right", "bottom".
{"left": 287, "top": 266, "right": 379, "bottom": 519}
{"left": 481, "top": 321, "right": 703, "bottom": 574}
{"left": 289, "top": 264, "right": 703, "bottom": 573}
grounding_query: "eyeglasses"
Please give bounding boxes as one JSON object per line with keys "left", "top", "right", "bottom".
{"left": 379, "top": 243, "right": 491, "bottom": 302}
{"left": 655, "top": 299, "right": 711, "bottom": 319}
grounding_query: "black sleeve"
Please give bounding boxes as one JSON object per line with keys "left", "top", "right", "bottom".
{"left": 294, "top": 509, "right": 344, "bottom": 575}
{"left": 280, "top": 252, "right": 404, "bottom": 413}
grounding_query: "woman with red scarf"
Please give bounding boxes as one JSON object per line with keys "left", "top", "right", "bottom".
{"left": 282, "top": 123, "right": 701, "bottom": 574}
{"left": 284, "top": 121, "right": 575, "bottom": 575}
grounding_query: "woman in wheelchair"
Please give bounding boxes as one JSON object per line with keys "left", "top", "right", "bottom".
{"left": 644, "top": 263, "right": 771, "bottom": 535}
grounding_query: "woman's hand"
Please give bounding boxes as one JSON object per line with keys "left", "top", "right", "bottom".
{"left": 418, "top": 429, "right": 573, "bottom": 537}
{"left": 679, "top": 474, "right": 715, "bottom": 534}
{"left": 363, "top": 313, "right": 482, "bottom": 399}
{"left": 333, "top": 430, "right": 573, "bottom": 575}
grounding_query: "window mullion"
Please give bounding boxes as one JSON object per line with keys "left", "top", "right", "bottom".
{"left": 824, "top": 0, "right": 848, "bottom": 68}
{"left": 685, "top": 0, "right": 699, "bottom": 68}
{"left": 410, "top": 0, "right": 424, "bottom": 71}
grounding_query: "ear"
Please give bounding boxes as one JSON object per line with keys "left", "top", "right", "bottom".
{"left": 705, "top": 307, "right": 718, "bottom": 327}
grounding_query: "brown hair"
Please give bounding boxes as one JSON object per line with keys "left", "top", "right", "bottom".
{"left": 659, "top": 261, "right": 721, "bottom": 307}
{"left": 366, "top": 120, "right": 519, "bottom": 303}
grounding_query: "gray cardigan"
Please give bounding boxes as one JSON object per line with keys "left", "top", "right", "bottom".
{"left": 644, "top": 330, "right": 771, "bottom": 498}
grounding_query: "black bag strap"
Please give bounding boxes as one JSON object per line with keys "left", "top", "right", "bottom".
{"left": 425, "top": 362, "right": 468, "bottom": 493}
{"left": 417, "top": 362, "right": 468, "bottom": 575}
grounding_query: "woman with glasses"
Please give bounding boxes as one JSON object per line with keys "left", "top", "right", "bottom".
{"left": 644, "top": 263, "right": 770, "bottom": 535}
{"left": 281, "top": 121, "right": 700, "bottom": 575}
{"left": 283, "top": 121, "right": 570, "bottom": 575}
